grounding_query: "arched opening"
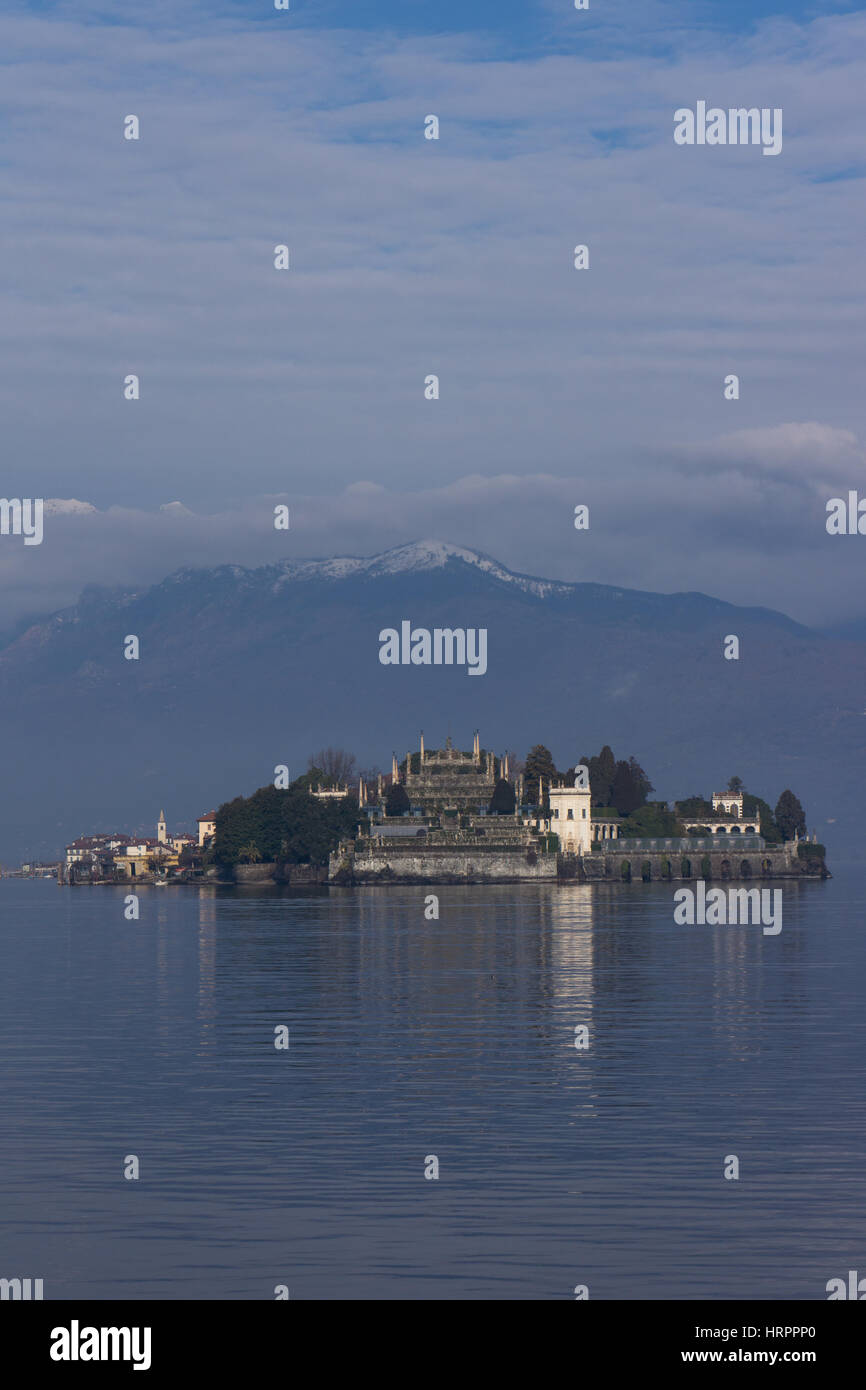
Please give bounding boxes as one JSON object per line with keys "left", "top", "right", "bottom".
{"left": 740, "top": 859, "right": 751, "bottom": 879}
{"left": 681, "top": 857, "right": 692, "bottom": 878}
{"left": 621, "top": 860, "right": 631, "bottom": 882}
{"left": 721, "top": 858, "right": 732, "bottom": 879}
{"left": 730, "top": 825, "right": 741, "bottom": 835}
{"left": 641, "top": 860, "right": 652, "bottom": 882}
{"left": 661, "top": 858, "right": 673, "bottom": 880}
{"left": 744, "top": 825, "right": 756, "bottom": 834}
{"left": 700, "top": 856, "right": 712, "bottom": 880}
{"left": 761, "top": 857, "right": 773, "bottom": 875}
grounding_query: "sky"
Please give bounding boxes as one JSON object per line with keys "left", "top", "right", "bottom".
{"left": 1, "top": 0, "right": 864, "bottom": 628}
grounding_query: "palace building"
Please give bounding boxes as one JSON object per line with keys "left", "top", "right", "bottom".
{"left": 712, "top": 790, "right": 743, "bottom": 818}
{"left": 398, "top": 732, "right": 502, "bottom": 814}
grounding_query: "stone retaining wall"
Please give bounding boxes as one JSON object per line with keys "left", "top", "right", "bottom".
{"left": 232, "top": 862, "right": 328, "bottom": 884}
{"left": 574, "top": 843, "right": 827, "bottom": 882}
{"left": 332, "top": 844, "right": 557, "bottom": 883}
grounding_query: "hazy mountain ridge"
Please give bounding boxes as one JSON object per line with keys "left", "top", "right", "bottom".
{"left": 0, "top": 542, "right": 861, "bottom": 862}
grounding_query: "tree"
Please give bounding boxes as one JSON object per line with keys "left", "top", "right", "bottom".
{"left": 610, "top": 760, "right": 647, "bottom": 816}
{"left": 524, "top": 745, "right": 557, "bottom": 806}
{"left": 627, "top": 756, "right": 653, "bottom": 804}
{"left": 676, "top": 795, "right": 713, "bottom": 817}
{"left": 489, "top": 778, "right": 516, "bottom": 815}
{"left": 504, "top": 750, "right": 524, "bottom": 779}
{"left": 582, "top": 746, "right": 650, "bottom": 809}
{"left": 212, "top": 779, "right": 359, "bottom": 868}
{"left": 238, "top": 841, "right": 261, "bottom": 864}
{"left": 775, "top": 790, "right": 806, "bottom": 841}
{"left": 742, "top": 792, "right": 781, "bottom": 843}
{"left": 586, "top": 744, "right": 616, "bottom": 807}
{"left": 727, "top": 776, "right": 744, "bottom": 793}
{"left": 619, "top": 804, "right": 683, "bottom": 839}
{"left": 385, "top": 783, "right": 410, "bottom": 817}
{"left": 308, "top": 747, "right": 357, "bottom": 786}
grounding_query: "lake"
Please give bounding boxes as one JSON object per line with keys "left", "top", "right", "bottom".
{"left": 1, "top": 868, "right": 863, "bottom": 1300}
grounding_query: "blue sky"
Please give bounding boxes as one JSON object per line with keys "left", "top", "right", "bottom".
{"left": 0, "top": 0, "right": 864, "bottom": 627}
{"left": 157, "top": 0, "right": 861, "bottom": 35}
{"left": 12, "top": 0, "right": 861, "bottom": 45}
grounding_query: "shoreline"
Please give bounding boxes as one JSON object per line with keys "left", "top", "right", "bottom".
{"left": 54, "top": 848, "right": 830, "bottom": 888}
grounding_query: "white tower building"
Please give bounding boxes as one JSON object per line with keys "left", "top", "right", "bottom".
{"left": 548, "top": 778, "right": 592, "bottom": 855}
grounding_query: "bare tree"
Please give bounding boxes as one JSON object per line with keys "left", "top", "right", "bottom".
{"left": 308, "top": 747, "right": 357, "bottom": 785}
{"left": 505, "top": 750, "right": 525, "bottom": 779}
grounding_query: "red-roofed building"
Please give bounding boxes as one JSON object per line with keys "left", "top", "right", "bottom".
{"left": 197, "top": 812, "right": 217, "bottom": 847}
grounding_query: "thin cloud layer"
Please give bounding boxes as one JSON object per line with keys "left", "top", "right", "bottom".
{"left": 0, "top": 422, "right": 860, "bottom": 630}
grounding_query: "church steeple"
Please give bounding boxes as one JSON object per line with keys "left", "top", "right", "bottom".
{"left": 157, "top": 809, "right": 167, "bottom": 844}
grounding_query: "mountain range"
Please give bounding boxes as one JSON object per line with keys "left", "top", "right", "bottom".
{"left": 1, "top": 540, "right": 863, "bottom": 863}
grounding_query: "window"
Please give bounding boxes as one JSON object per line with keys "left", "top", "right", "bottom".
{"left": 567, "top": 809, "right": 574, "bottom": 820}
{"left": 582, "top": 808, "right": 587, "bottom": 818}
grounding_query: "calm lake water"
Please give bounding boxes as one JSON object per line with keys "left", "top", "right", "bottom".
{"left": 1, "top": 868, "right": 864, "bottom": 1300}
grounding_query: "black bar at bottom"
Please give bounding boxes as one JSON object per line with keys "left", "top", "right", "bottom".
{"left": 1, "top": 1299, "right": 861, "bottom": 1376}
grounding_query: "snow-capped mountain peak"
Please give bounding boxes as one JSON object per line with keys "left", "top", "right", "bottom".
{"left": 273, "top": 540, "right": 574, "bottom": 598}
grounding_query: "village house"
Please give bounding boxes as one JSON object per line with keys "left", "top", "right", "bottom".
{"left": 64, "top": 810, "right": 197, "bottom": 881}
{"left": 197, "top": 812, "right": 217, "bottom": 847}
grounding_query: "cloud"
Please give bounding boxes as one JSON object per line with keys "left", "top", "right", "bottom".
{"left": 0, "top": 3, "right": 862, "bottom": 628}
{"left": 1, "top": 418, "right": 862, "bottom": 631}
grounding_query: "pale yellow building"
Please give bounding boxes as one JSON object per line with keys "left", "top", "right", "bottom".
{"left": 548, "top": 778, "right": 593, "bottom": 856}
{"left": 198, "top": 812, "right": 217, "bottom": 847}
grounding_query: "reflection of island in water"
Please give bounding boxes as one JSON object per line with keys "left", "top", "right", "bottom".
{"left": 195, "top": 878, "right": 811, "bottom": 1075}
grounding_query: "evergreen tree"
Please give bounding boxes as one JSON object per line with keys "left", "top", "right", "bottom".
{"left": 743, "top": 792, "right": 781, "bottom": 843}
{"left": 620, "top": 804, "right": 682, "bottom": 838}
{"left": 610, "top": 760, "right": 645, "bottom": 816}
{"left": 627, "top": 756, "right": 653, "bottom": 804}
{"left": 213, "top": 779, "right": 358, "bottom": 868}
{"left": 774, "top": 789, "right": 806, "bottom": 841}
{"left": 385, "top": 783, "right": 410, "bottom": 817}
{"left": 676, "top": 795, "right": 713, "bottom": 817}
{"left": 591, "top": 745, "right": 616, "bottom": 806}
{"left": 489, "top": 778, "right": 516, "bottom": 815}
{"left": 524, "top": 745, "right": 557, "bottom": 807}
{"left": 727, "top": 775, "right": 744, "bottom": 793}
{"left": 580, "top": 745, "right": 616, "bottom": 806}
